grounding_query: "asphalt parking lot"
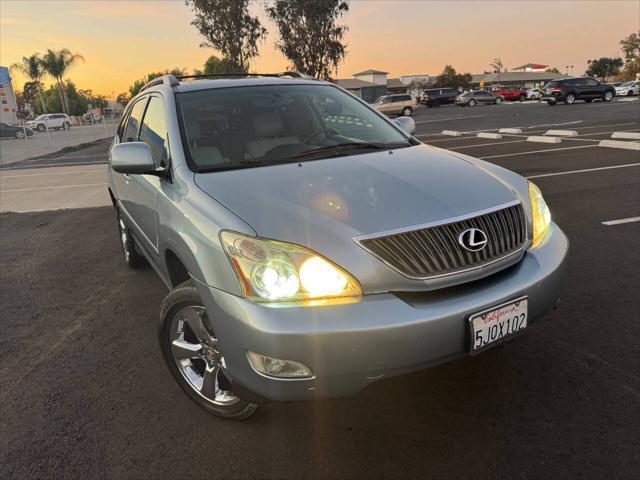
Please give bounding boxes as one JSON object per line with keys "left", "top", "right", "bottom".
{"left": 1, "top": 99, "right": 639, "bottom": 479}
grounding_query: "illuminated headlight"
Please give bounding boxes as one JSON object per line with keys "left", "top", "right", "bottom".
{"left": 528, "top": 181, "right": 551, "bottom": 247}
{"left": 220, "top": 231, "right": 362, "bottom": 303}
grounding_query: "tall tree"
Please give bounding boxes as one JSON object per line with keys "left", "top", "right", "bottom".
{"left": 21, "top": 81, "right": 45, "bottom": 114}
{"left": 620, "top": 31, "right": 640, "bottom": 80}
{"left": 186, "top": 0, "right": 266, "bottom": 72}
{"left": 41, "top": 48, "right": 84, "bottom": 114}
{"left": 545, "top": 67, "right": 561, "bottom": 74}
{"left": 432, "top": 65, "right": 472, "bottom": 90}
{"left": 267, "top": 0, "right": 349, "bottom": 80}
{"left": 586, "top": 57, "right": 624, "bottom": 82}
{"left": 11, "top": 54, "right": 47, "bottom": 113}
{"left": 194, "top": 55, "right": 244, "bottom": 75}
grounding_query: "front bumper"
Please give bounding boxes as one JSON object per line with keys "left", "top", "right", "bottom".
{"left": 196, "top": 223, "right": 569, "bottom": 402}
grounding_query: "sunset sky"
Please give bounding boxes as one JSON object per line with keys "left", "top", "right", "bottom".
{"left": 1, "top": 0, "right": 638, "bottom": 97}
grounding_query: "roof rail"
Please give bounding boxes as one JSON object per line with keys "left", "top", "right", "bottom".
{"left": 175, "top": 71, "right": 317, "bottom": 82}
{"left": 140, "top": 74, "right": 180, "bottom": 92}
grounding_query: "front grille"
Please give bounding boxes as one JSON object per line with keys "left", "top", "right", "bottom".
{"left": 358, "top": 203, "right": 527, "bottom": 279}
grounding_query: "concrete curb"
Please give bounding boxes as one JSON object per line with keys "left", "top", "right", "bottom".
{"left": 598, "top": 140, "right": 640, "bottom": 150}
{"left": 527, "top": 136, "right": 562, "bottom": 144}
{"left": 477, "top": 132, "right": 502, "bottom": 139}
{"left": 611, "top": 132, "right": 640, "bottom": 140}
{"left": 499, "top": 128, "right": 522, "bottom": 134}
{"left": 442, "top": 130, "right": 462, "bottom": 137}
{"left": 544, "top": 130, "right": 578, "bottom": 137}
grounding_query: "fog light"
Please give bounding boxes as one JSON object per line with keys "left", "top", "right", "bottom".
{"left": 247, "top": 351, "right": 313, "bottom": 378}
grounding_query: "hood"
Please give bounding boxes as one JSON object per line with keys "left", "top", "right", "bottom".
{"left": 194, "top": 144, "right": 518, "bottom": 243}
{"left": 194, "top": 144, "right": 522, "bottom": 292}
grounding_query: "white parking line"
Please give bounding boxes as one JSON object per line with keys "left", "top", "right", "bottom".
{"left": 0, "top": 160, "right": 107, "bottom": 170}
{"left": 415, "top": 114, "right": 487, "bottom": 125}
{"left": 479, "top": 144, "right": 595, "bottom": 159}
{"left": 451, "top": 139, "right": 528, "bottom": 150}
{"left": 601, "top": 216, "right": 640, "bottom": 226}
{"left": 0, "top": 182, "right": 106, "bottom": 193}
{"left": 0, "top": 169, "right": 102, "bottom": 179}
{"left": 526, "top": 163, "right": 640, "bottom": 179}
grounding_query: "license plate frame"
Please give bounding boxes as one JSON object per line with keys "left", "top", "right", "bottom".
{"left": 468, "top": 296, "right": 528, "bottom": 355}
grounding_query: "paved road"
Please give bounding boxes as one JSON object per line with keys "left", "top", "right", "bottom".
{"left": 1, "top": 101, "right": 639, "bottom": 479}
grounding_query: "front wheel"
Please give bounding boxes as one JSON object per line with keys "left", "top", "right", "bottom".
{"left": 468, "top": 99, "right": 477, "bottom": 107}
{"left": 519, "top": 94, "right": 526, "bottom": 102}
{"left": 14, "top": 129, "right": 25, "bottom": 139}
{"left": 36, "top": 124, "right": 46, "bottom": 132}
{"left": 495, "top": 97, "right": 503, "bottom": 105}
{"left": 159, "top": 281, "right": 259, "bottom": 421}
{"left": 603, "top": 91, "right": 614, "bottom": 102}
{"left": 401, "top": 106, "right": 413, "bottom": 116}
{"left": 628, "top": 90, "right": 634, "bottom": 97}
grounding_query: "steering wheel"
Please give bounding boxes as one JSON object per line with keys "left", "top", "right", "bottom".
{"left": 303, "top": 128, "right": 341, "bottom": 145}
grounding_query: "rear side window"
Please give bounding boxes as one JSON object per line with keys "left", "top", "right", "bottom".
{"left": 546, "top": 81, "right": 560, "bottom": 87}
{"left": 122, "top": 98, "right": 148, "bottom": 142}
{"left": 139, "top": 96, "right": 170, "bottom": 168}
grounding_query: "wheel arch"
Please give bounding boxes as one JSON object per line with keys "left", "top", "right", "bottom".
{"left": 164, "top": 248, "right": 191, "bottom": 288}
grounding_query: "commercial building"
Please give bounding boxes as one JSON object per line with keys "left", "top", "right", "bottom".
{"left": 0, "top": 66, "right": 18, "bottom": 124}
{"left": 470, "top": 71, "right": 570, "bottom": 89}
{"left": 333, "top": 69, "right": 429, "bottom": 102}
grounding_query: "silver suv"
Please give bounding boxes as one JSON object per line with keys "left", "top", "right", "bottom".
{"left": 108, "top": 74, "right": 568, "bottom": 420}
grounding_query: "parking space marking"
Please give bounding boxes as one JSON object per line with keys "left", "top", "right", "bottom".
{"left": 0, "top": 160, "right": 107, "bottom": 170}
{"left": 0, "top": 182, "right": 106, "bottom": 193}
{"left": 479, "top": 144, "right": 595, "bottom": 159}
{"left": 415, "top": 114, "right": 487, "bottom": 125}
{"left": 602, "top": 216, "right": 640, "bottom": 226}
{"left": 0, "top": 169, "right": 103, "bottom": 179}
{"left": 451, "top": 139, "right": 528, "bottom": 150}
{"left": 526, "top": 163, "right": 640, "bottom": 179}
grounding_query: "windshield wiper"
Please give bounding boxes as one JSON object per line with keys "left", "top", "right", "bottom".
{"left": 293, "top": 142, "right": 407, "bottom": 160}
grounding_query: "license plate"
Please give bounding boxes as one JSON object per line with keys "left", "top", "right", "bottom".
{"left": 469, "top": 297, "right": 528, "bottom": 354}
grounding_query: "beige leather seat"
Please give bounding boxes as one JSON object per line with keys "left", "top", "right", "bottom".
{"left": 186, "top": 121, "right": 225, "bottom": 167}
{"left": 245, "top": 111, "right": 298, "bottom": 159}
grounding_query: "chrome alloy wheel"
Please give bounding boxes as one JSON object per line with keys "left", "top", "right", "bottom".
{"left": 169, "top": 306, "right": 239, "bottom": 406}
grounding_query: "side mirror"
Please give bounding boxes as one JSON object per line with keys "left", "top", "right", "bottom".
{"left": 110, "top": 142, "right": 157, "bottom": 175}
{"left": 394, "top": 116, "right": 416, "bottom": 135}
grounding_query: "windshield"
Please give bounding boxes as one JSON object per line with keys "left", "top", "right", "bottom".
{"left": 373, "top": 96, "right": 386, "bottom": 104}
{"left": 34, "top": 115, "right": 46, "bottom": 120}
{"left": 620, "top": 81, "right": 636, "bottom": 87}
{"left": 177, "top": 84, "right": 413, "bottom": 172}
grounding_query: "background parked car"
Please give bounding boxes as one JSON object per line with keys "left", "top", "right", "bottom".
{"left": 0, "top": 122, "right": 34, "bottom": 139}
{"left": 541, "top": 77, "right": 616, "bottom": 105}
{"left": 615, "top": 81, "right": 639, "bottom": 96}
{"left": 526, "top": 88, "right": 542, "bottom": 100}
{"left": 456, "top": 90, "right": 504, "bottom": 106}
{"left": 420, "top": 88, "right": 459, "bottom": 108}
{"left": 25, "top": 113, "right": 71, "bottom": 132}
{"left": 373, "top": 94, "right": 414, "bottom": 116}
{"left": 491, "top": 86, "right": 528, "bottom": 102}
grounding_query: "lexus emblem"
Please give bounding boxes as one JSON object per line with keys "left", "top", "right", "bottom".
{"left": 458, "top": 228, "right": 488, "bottom": 252}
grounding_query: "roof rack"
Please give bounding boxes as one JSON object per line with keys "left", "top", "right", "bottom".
{"left": 140, "top": 74, "right": 180, "bottom": 92}
{"left": 175, "top": 71, "right": 317, "bottom": 82}
{"left": 139, "top": 71, "right": 317, "bottom": 93}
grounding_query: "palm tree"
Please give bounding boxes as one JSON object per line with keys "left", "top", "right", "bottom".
{"left": 41, "top": 49, "right": 85, "bottom": 114}
{"left": 11, "top": 54, "right": 47, "bottom": 113}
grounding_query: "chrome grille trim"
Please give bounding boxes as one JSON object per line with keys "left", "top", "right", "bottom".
{"left": 354, "top": 200, "right": 528, "bottom": 280}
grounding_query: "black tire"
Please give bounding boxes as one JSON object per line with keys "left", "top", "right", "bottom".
{"left": 602, "top": 90, "right": 614, "bottom": 102}
{"left": 401, "top": 106, "right": 413, "bottom": 116}
{"left": 495, "top": 97, "right": 503, "bottom": 105}
{"left": 468, "top": 99, "right": 477, "bottom": 107}
{"left": 159, "top": 280, "right": 259, "bottom": 421}
{"left": 585, "top": 99, "right": 593, "bottom": 103}
{"left": 36, "top": 124, "right": 45, "bottom": 132}
{"left": 628, "top": 90, "right": 634, "bottom": 97}
{"left": 565, "top": 93, "right": 576, "bottom": 105}
{"left": 547, "top": 100, "right": 556, "bottom": 105}
{"left": 116, "top": 206, "right": 147, "bottom": 269}
{"left": 14, "top": 129, "right": 25, "bottom": 139}
{"left": 519, "top": 94, "right": 526, "bottom": 102}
